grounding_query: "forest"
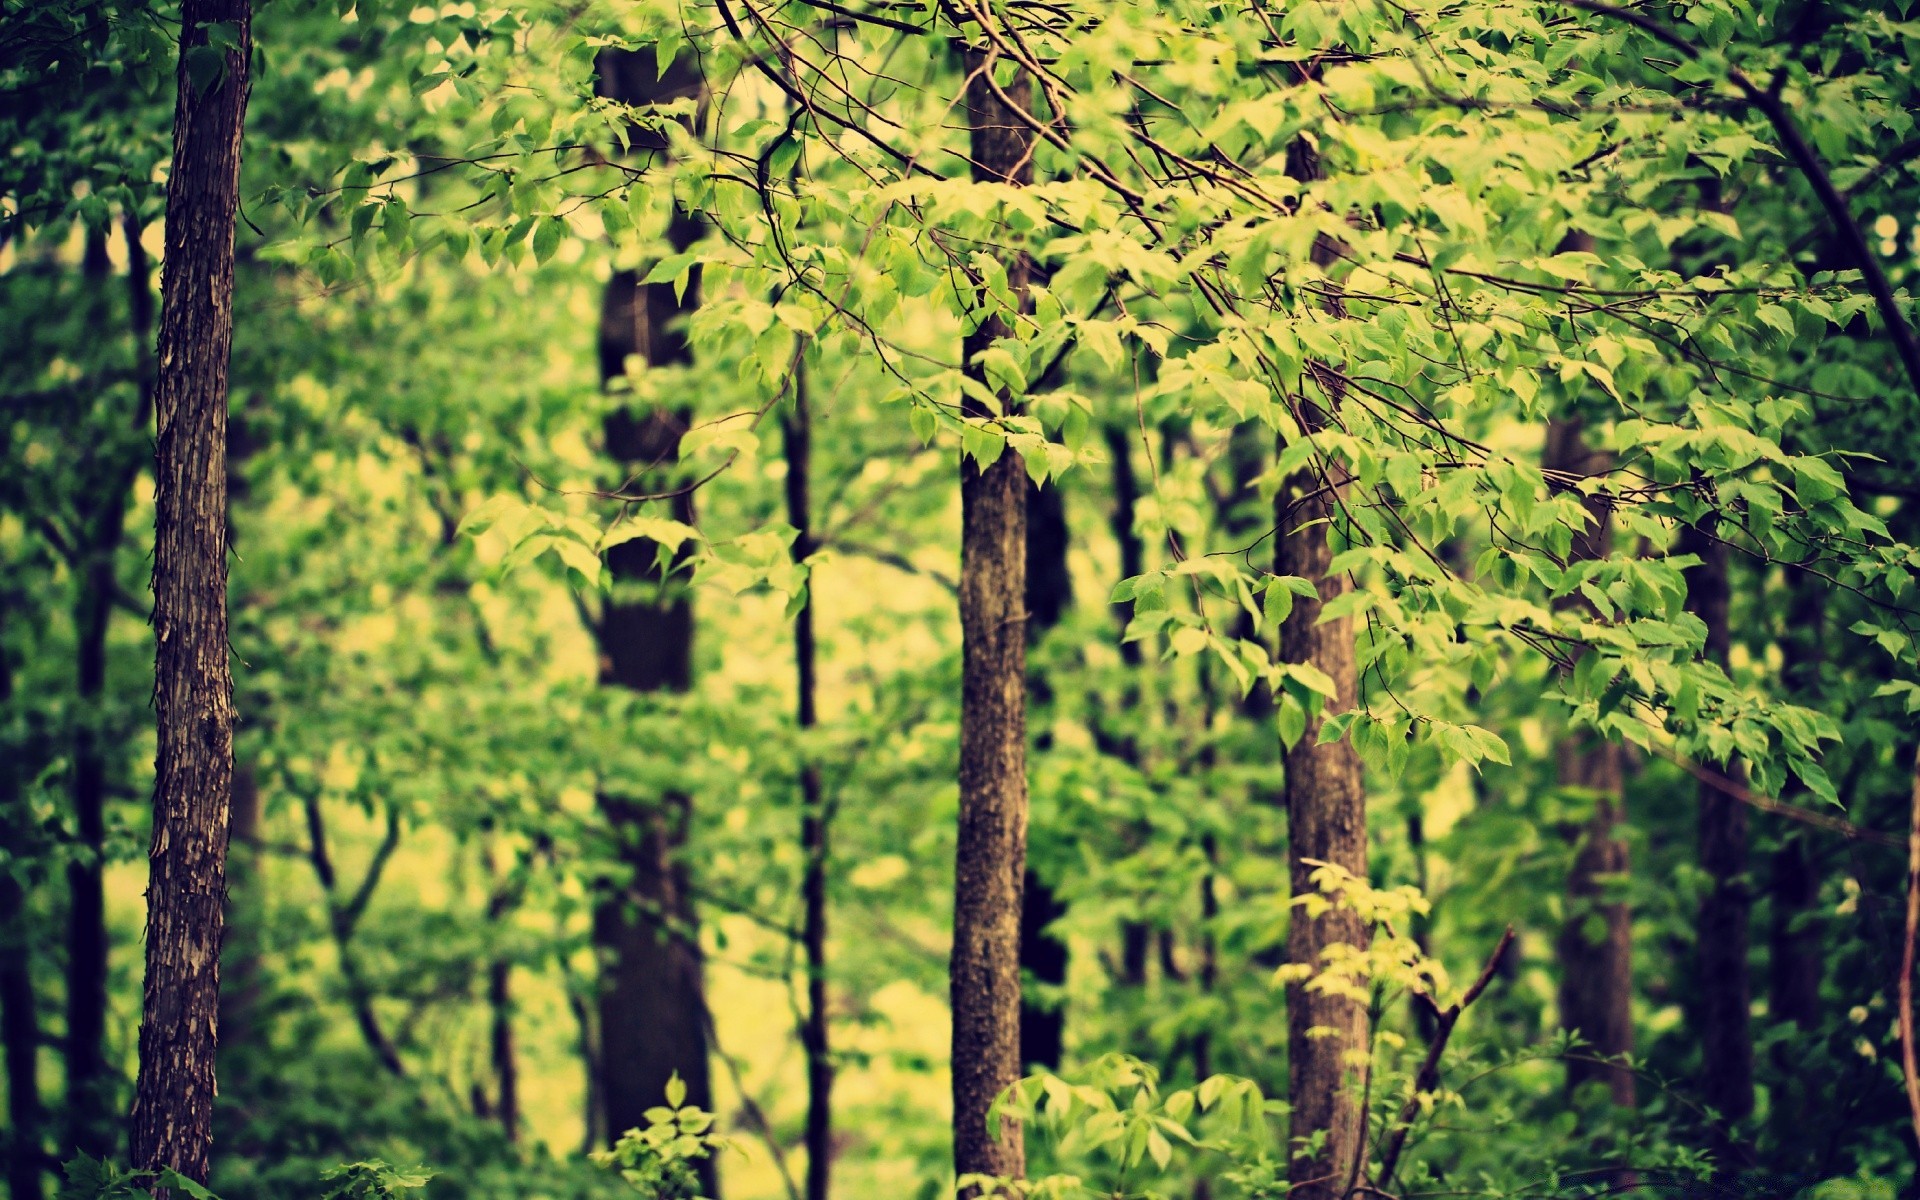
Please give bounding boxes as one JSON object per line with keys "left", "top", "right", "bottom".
{"left": 6, "top": 0, "right": 1920, "bottom": 1197}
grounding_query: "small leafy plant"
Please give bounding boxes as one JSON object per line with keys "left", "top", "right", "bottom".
{"left": 593, "top": 1072, "right": 729, "bottom": 1200}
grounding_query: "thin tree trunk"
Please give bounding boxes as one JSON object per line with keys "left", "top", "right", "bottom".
{"left": 1277, "top": 444, "right": 1369, "bottom": 1200}
{"left": 1, "top": 631, "right": 44, "bottom": 1200}
{"left": 1770, "top": 570, "right": 1824, "bottom": 1030}
{"left": 952, "top": 43, "right": 1033, "bottom": 1193}
{"left": 131, "top": 0, "right": 251, "bottom": 1183}
{"left": 784, "top": 373, "right": 833, "bottom": 1200}
{"left": 1680, "top": 518, "right": 1753, "bottom": 1146}
{"left": 484, "top": 845, "right": 519, "bottom": 1144}
{"left": 1019, "top": 479, "right": 1071, "bottom": 1070}
{"left": 592, "top": 52, "right": 714, "bottom": 1189}
{"left": 1543, "top": 418, "right": 1636, "bottom": 1108}
{"left": 1280, "top": 139, "right": 1370, "bottom": 1200}
{"left": 1100, "top": 422, "right": 1152, "bottom": 987}
{"left": 64, "top": 229, "right": 126, "bottom": 1164}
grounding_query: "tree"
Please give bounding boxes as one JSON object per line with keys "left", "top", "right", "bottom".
{"left": 591, "top": 46, "right": 717, "bottom": 1184}
{"left": 130, "top": 0, "right": 251, "bottom": 1184}
{"left": 951, "top": 39, "right": 1035, "bottom": 1192}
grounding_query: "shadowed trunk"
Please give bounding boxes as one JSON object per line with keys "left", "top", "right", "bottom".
{"left": 592, "top": 49, "right": 715, "bottom": 1190}
{"left": 1020, "top": 478, "right": 1071, "bottom": 1070}
{"left": 1, "top": 619, "right": 44, "bottom": 1200}
{"left": 1280, "top": 138, "right": 1370, "bottom": 1200}
{"left": 952, "top": 41, "right": 1033, "bottom": 1193}
{"left": 784, "top": 373, "right": 833, "bottom": 1200}
{"left": 1680, "top": 516, "right": 1753, "bottom": 1147}
{"left": 63, "top": 229, "right": 129, "bottom": 1165}
{"left": 130, "top": 0, "right": 251, "bottom": 1184}
{"left": 1100, "top": 423, "right": 1151, "bottom": 986}
{"left": 1543, "top": 418, "right": 1636, "bottom": 1108}
{"left": 1770, "top": 570, "right": 1824, "bottom": 1031}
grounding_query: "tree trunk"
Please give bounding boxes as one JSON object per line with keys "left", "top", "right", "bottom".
{"left": 784, "top": 374, "right": 833, "bottom": 1200}
{"left": 1, "top": 628, "right": 44, "bottom": 1200}
{"left": 952, "top": 43, "right": 1033, "bottom": 1192}
{"left": 64, "top": 229, "right": 129, "bottom": 1165}
{"left": 1279, "top": 138, "right": 1370, "bottom": 1200}
{"left": 1770, "top": 570, "right": 1824, "bottom": 1030}
{"left": 1277, "top": 432, "right": 1369, "bottom": 1200}
{"left": 1680, "top": 518, "right": 1753, "bottom": 1144}
{"left": 1020, "top": 479, "right": 1071, "bottom": 1071}
{"left": 1098, "top": 422, "right": 1152, "bottom": 987}
{"left": 130, "top": 0, "right": 251, "bottom": 1184}
{"left": 592, "top": 50, "right": 714, "bottom": 1189}
{"left": 1543, "top": 418, "right": 1636, "bottom": 1108}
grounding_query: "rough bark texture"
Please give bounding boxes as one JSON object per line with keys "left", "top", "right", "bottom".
{"left": 1020, "top": 478, "right": 1071, "bottom": 1070}
{"left": 592, "top": 50, "right": 714, "bottom": 1190}
{"left": 783, "top": 377, "right": 833, "bottom": 1200}
{"left": 1679, "top": 519, "right": 1753, "bottom": 1139}
{"left": 1277, "top": 437, "right": 1369, "bottom": 1200}
{"left": 131, "top": 0, "right": 251, "bottom": 1183}
{"left": 1280, "top": 138, "right": 1370, "bottom": 1200}
{"left": 952, "top": 45, "right": 1032, "bottom": 1192}
{"left": 1543, "top": 418, "right": 1636, "bottom": 1108}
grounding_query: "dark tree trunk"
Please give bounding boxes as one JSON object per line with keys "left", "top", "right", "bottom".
{"left": 784, "top": 375, "right": 833, "bottom": 1200}
{"left": 1100, "top": 422, "right": 1152, "bottom": 987}
{"left": 1543, "top": 419, "right": 1636, "bottom": 1108}
{"left": 592, "top": 50, "right": 714, "bottom": 1188}
{"left": 1680, "top": 518, "right": 1753, "bottom": 1144}
{"left": 487, "top": 959, "right": 518, "bottom": 1141}
{"left": 1770, "top": 571, "right": 1824, "bottom": 1030}
{"left": 64, "top": 228, "right": 133, "bottom": 1165}
{"left": 1280, "top": 138, "right": 1369, "bottom": 1200}
{"left": 1, "top": 632, "right": 44, "bottom": 1200}
{"left": 1020, "top": 479, "right": 1071, "bottom": 1071}
{"left": 952, "top": 44, "right": 1033, "bottom": 1192}
{"left": 130, "top": 0, "right": 251, "bottom": 1184}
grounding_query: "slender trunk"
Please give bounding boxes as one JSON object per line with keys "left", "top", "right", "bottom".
{"left": 1280, "top": 139, "right": 1370, "bottom": 1200}
{"left": 1101, "top": 423, "right": 1152, "bottom": 987}
{"left": 1680, "top": 518, "right": 1753, "bottom": 1145}
{"left": 952, "top": 43, "right": 1033, "bottom": 1192}
{"left": 784, "top": 374, "right": 833, "bottom": 1200}
{"left": 591, "top": 50, "right": 716, "bottom": 1187}
{"left": 1019, "top": 479, "right": 1071, "bottom": 1070}
{"left": 1543, "top": 418, "right": 1636, "bottom": 1108}
{"left": 219, "top": 394, "right": 263, "bottom": 1078}
{"left": 486, "top": 960, "right": 517, "bottom": 1141}
{"left": 1, "top": 633, "right": 44, "bottom": 1200}
{"left": 131, "top": 0, "right": 250, "bottom": 1182}
{"left": 1770, "top": 571, "right": 1824, "bottom": 1030}
{"left": 65, "top": 230, "right": 123, "bottom": 1164}
{"left": 482, "top": 845, "right": 519, "bottom": 1144}
{"left": 1277, "top": 449, "right": 1369, "bottom": 1200}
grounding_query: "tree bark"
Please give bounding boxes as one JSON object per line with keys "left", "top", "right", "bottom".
{"left": 783, "top": 374, "right": 833, "bottom": 1200}
{"left": 1019, "top": 478, "right": 1071, "bottom": 1071}
{"left": 592, "top": 50, "right": 714, "bottom": 1191}
{"left": 952, "top": 43, "right": 1033, "bottom": 1193}
{"left": 1279, "top": 139, "right": 1370, "bottom": 1200}
{"left": 1543, "top": 418, "right": 1636, "bottom": 1108}
{"left": 130, "top": 0, "right": 250, "bottom": 1184}
{"left": 1679, "top": 518, "right": 1753, "bottom": 1144}
{"left": 1277, "top": 435, "right": 1369, "bottom": 1200}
